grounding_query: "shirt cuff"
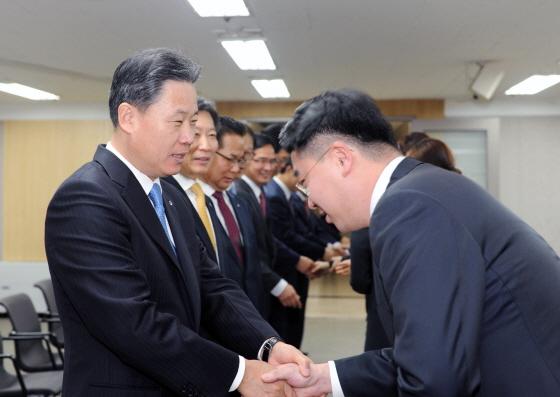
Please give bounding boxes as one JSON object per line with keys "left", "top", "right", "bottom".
{"left": 270, "top": 279, "right": 288, "bottom": 297}
{"left": 229, "top": 355, "right": 245, "bottom": 392}
{"left": 329, "top": 360, "right": 345, "bottom": 397}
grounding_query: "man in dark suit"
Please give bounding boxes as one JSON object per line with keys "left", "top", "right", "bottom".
{"left": 162, "top": 96, "right": 219, "bottom": 263}
{"left": 44, "top": 48, "right": 310, "bottom": 397}
{"left": 198, "top": 116, "right": 269, "bottom": 318}
{"left": 264, "top": 88, "right": 560, "bottom": 396}
{"left": 265, "top": 159, "right": 343, "bottom": 348}
{"left": 234, "top": 135, "right": 314, "bottom": 324}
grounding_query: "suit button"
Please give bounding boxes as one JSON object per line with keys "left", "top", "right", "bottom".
{"left": 181, "top": 386, "right": 188, "bottom": 393}
{"left": 188, "top": 389, "right": 194, "bottom": 396}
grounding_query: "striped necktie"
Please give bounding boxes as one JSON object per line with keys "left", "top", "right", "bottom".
{"left": 212, "top": 191, "right": 244, "bottom": 264}
{"left": 148, "top": 183, "right": 177, "bottom": 257}
{"left": 190, "top": 183, "right": 217, "bottom": 252}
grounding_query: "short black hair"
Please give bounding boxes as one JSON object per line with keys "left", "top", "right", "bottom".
{"left": 109, "top": 48, "right": 201, "bottom": 128}
{"left": 217, "top": 116, "right": 245, "bottom": 147}
{"left": 197, "top": 96, "right": 220, "bottom": 131}
{"left": 279, "top": 88, "right": 397, "bottom": 154}
{"left": 260, "top": 123, "right": 285, "bottom": 153}
{"left": 279, "top": 157, "right": 293, "bottom": 174}
{"left": 254, "top": 133, "right": 276, "bottom": 151}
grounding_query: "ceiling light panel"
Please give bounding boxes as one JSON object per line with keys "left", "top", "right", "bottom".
{"left": 251, "top": 79, "right": 290, "bottom": 98}
{"left": 187, "top": 0, "right": 249, "bottom": 17}
{"left": 0, "top": 83, "right": 60, "bottom": 100}
{"left": 221, "top": 40, "right": 276, "bottom": 70}
{"left": 505, "top": 75, "right": 560, "bottom": 95}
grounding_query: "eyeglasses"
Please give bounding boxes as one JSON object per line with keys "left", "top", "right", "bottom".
{"left": 252, "top": 157, "right": 278, "bottom": 166}
{"left": 215, "top": 151, "right": 246, "bottom": 166}
{"left": 295, "top": 147, "right": 329, "bottom": 197}
{"left": 243, "top": 151, "right": 255, "bottom": 161}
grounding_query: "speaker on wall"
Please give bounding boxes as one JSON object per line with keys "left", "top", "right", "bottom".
{"left": 469, "top": 63, "right": 504, "bottom": 100}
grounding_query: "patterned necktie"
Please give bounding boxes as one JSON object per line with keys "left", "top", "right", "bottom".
{"left": 259, "top": 190, "right": 267, "bottom": 218}
{"left": 190, "top": 183, "right": 217, "bottom": 252}
{"left": 148, "top": 183, "right": 177, "bottom": 257}
{"left": 212, "top": 191, "right": 244, "bottom": 264}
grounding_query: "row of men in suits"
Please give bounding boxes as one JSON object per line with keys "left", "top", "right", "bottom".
{"left": 163, "top": 98, "right": 348, "bottom": 349}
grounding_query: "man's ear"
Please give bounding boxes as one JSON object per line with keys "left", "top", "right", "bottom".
{"left": 117, "top": 103, "right": 135, "bottom": 135}
{"left": 331, "top": 142, "right": 353, "bottom": 177}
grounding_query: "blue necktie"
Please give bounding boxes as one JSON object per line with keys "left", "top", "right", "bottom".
{"left": 148, "top": 183, "right": 177, "bottom": 257}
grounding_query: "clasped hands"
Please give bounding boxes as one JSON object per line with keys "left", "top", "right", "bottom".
{"left": 238, "top": 342, "right": 331, "bottom": 397}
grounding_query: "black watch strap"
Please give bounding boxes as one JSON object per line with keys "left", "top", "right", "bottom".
{"left": 262, "top": 337, "right": 283, "bottom": 362}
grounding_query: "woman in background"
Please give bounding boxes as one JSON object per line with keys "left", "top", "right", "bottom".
{"left": 406, "top": 137, "right": 462, "bottom": 174}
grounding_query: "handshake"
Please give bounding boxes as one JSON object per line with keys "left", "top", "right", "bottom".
{"left": 238, "top": 341, "right": 332, "bottom": 397}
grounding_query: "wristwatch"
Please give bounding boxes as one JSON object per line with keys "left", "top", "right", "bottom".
{"left": 261, "top": 336, "right": 283, "bottom": 362}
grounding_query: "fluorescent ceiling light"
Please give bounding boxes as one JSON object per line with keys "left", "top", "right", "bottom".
{"left": 505, "top": 75, "right": 560, "bottom": 95}
{"left": 187, "top": 0, "right": 249, "bottom": 17}
{"left": 0, "top": 83, "right": 60, "bottom": 100}
{"left": 221, "top": 40, "right": 276, "bottom": 70}
{"left": 251, "top": 79, "right": 290, "bottom": 98}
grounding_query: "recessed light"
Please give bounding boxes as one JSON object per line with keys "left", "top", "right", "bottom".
{"left": 251, "top": 79, "right": 290, "bottom": 98}
{"left": 221, "top": 40, "right": 276, "bottom": 70}
{"left": 0, "top": 83, "right": 60, "bottom": 100}
{"left": 505, "top": 75, "right": 560, "bottom": 95}
{"left": 187, "top": 0, "right": 249, "bottom": 17}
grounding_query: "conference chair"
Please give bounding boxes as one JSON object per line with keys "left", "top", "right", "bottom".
{"left": 33, "top": 280, "right": 64, "bottom": 349}
{"left": 0, "top": 333, "right": 62, "bottom": 397}
{"left": 0, "top": 294, "right": 63, "bottom": 373}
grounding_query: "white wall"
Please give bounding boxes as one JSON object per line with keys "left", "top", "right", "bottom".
{"left": 499, "top": 116, "right": 560, "bottom": 254}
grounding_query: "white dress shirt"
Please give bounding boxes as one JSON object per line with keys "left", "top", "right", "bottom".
{"left": 171, "top": 173, "right": 217, "bottom": 256}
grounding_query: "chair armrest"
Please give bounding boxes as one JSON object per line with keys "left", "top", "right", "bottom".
{"left": 0, "top": 353, "right": 28, "bottom": 393}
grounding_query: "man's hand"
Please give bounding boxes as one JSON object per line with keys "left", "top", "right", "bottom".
{"left": 278, "top": 284, "right": 302, "bottom": 308}
{"left": 238, "top": 359, "right": 296, "bottom": 397}
{"left": 267, "top": 341, "right": 312, "bottom": 379}
{"left": 340, "top": 236, "right": 351, "bottom": 249}
{"left": 309, "top": 261, "right": 330, "bottom": 279}
{"left": 262, "top": 363, "right": 332, "bottom": 397}
{"left": 331, "top": 258, "right": 351, "bottom": 276}
{"left": 296, "top": 256, "right": 314, "bottom": 275}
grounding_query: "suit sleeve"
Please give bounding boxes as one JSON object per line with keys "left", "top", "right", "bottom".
{"left": 335, "top": 190, "right": 484, "bottom": 397}
{"left": 45, "top": 177, "right": 273, "bottom": 396}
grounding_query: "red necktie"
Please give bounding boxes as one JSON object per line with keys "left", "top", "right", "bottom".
{"left": 259, "top": 190, "right": 267, "bottom": 218}
{"left": 213, "top": 191, "right": 244, "bottom": 264}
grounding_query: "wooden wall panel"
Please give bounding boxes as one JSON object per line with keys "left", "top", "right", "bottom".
{"left": 3, "top": 120, "right": 113, "bottom": 261}
{"left": 217, "top": 99, "right": 444, "bottom": 120}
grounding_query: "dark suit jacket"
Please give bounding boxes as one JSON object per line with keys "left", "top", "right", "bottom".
{"left": 265, "top": 179, "right": 325, "bottom": 261}
{"left": 45, "top": 145, "right": 276, "bottom": 397}
{"left": 208, "top": 191, "right": 269, "bottom": 318}
{"left": 349, "top": 227, "right": 390, "bottom": 351}
{"left": 335, "top": 158, "right": 560, "bottom": 396}
{"left": 161, "top": 175, "right": 217, "bottom": 263}
{"left": 233, "top": 179, "right": 300, "bottom": 290}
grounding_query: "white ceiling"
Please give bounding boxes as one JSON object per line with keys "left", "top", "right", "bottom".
{"left": 2, "top": 0, "right": 560, "bottom": 105}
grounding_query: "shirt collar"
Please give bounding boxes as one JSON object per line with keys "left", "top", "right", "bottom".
{"left": 369, "top": 156, "right": 405, "bottom": 216}
{"left": 273, "top": 176, "right": 292, "bottom": 201}
{"left": 106, "top": 141, "right": 158, "bottom": 195}
{"left": 197, "top": 179, "right": 217, "bottom": 197}
{"left": 172, "top": 173, "right": 197, "bottom": 191}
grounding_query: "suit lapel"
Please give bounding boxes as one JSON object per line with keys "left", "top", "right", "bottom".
{"left": 387, "top": 157, "right": 423, "bottom": 188}
{"left": 162, "top": 188, "right": 201, "bottom": 325}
